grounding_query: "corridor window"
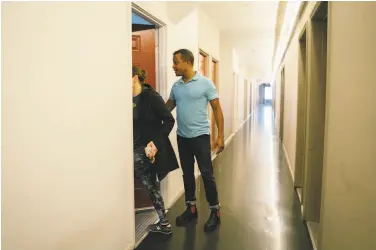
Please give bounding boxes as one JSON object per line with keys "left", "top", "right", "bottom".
{"left": 264, "top": 86, "right": 272, "bottom": 100}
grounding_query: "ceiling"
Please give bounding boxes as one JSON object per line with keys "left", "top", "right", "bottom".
{"left": 160, "top": 1, "right": 280, "bottom": 81}
{"left": 199, "top": 2, "right": 279, "bottom": 81}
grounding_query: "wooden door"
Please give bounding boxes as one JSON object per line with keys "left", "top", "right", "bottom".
{"left": 199, "top": 53, "right": 206, "bottom": 76}
{"left": 132, "top": 29, "right": 156, "bottom": 89}
{"left": 132, "top": 29, "right": 156, "bottom": 210}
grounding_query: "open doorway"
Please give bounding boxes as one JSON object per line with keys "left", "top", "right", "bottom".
{"left": 249, "top": 83, "right": 253, "bottom": 113}
{"left": 132, "top": 12, "right": 157, "bottom": 214}
{"left": 295, "top": 25, "right": 308, "bottom": 204}
{"left": 131, "top": 5, "right": 167, "bottom": 246}
{"left": 258, "top": 83, "right": 272, "bottom": 105}
{"left": 132, "top": 14, "right": 156, "bottom": 90}
{"left": 264, "top": 84, "right": 272, "bottom": 105}
{"left": 303, "top": 1, "right": 328, "bottom": 245}
{"left": 199, "top": 50, "right": 218, "bottom": 153}
{"left": 244, "top": 79, "right": 248, "bottom": 119}
{"left": 279, "top": 68, "right": 286, "bottom": 142}
{"left": 303, "top": 0, "right": 328, "bottom": 222}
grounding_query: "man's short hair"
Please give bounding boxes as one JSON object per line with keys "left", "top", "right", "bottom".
{"left": 173, "top": 49, "right": 194, "bottom": 65}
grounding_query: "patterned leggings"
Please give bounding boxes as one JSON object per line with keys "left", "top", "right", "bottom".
{"left": 134, "top": 146, "right": 166, "bottom": 222}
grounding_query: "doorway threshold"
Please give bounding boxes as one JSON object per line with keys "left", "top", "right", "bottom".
{"left": 135, "top": 209, "right": 169, "bottom": 248}
{"left": 135, "top": 207, "right": 154, "bottom": 214}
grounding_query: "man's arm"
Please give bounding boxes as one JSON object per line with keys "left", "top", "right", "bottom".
{"left": 166, "top": 99, "right": 176, "bottom": 112}
{"left": 210, "top": 98, "right": 225, "bottom": 154}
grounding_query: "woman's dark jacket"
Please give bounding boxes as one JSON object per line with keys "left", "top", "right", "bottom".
{"left": 133, "top": 84, "right": 179, "bottom": 181}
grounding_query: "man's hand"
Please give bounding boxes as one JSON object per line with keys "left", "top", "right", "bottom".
{"left": 145, "top": 141, "right": 158, "bottom": 163}
{"left": 166, "top": 99, "right": 176, "bottom": 112}
{"left": 215, "top": 136, "right": 225, "bottom": 155}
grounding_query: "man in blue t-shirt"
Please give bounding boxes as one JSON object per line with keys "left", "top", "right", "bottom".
{"left": 166, "top": 49, "right": 225, "bottom": 232}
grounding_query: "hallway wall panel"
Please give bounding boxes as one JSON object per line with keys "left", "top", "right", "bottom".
{"left": 273, "top": 1, "right": 317, "bottom": 180}
{"left": 273, "top": 1, "right": 376, "bottom": 249}
{"left": 219, "top": 36, "right": 235, "bottom": 139}
{"left": 319, "top": 3, "right": 376, "bottom": 250}
{"left": 2, "top": 2, "right": 134, "bottom": 250}
{"left": 272, "top": 1, "right": 324, "bottom": 248}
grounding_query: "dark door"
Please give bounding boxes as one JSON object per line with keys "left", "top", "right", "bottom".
{"left": 132, "top": 29, "right": 156, "bottom": 210}
{"left": 132, "top": 29, "right": 156, "bottom": 90}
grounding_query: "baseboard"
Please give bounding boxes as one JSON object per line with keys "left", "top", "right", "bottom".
{"left": 306, "top": 222, "right": 318, "bottom": 250}
{"left": 282, "top": 144, "right": 318, "bottom": 250}
{"left": 238, "top": 113, "right": 252, "bottom": 130}
{"left": 124, "top": 243, "right": 134, "bottom": 250}
{"left": 282, "top": 143, "right": 294, "bottom": 182}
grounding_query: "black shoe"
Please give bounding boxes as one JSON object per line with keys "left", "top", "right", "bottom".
{"left": 204, "top": 209, "right": 221, "bottom": 232}
{"left": 148, "top": 221, "right": 172, "bottom": 235}
{"left": 176, "top": 204, "right": 198, "bottom": 226}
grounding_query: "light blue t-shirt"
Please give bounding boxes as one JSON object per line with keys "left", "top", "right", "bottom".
{"left": 169, "top": 72, "right": 219, "bottom": 138}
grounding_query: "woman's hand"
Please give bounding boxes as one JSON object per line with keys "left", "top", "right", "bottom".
{"left": 145, "top": 141, "right": 158, "bottom": 163}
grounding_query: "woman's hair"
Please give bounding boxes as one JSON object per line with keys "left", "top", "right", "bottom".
{"left": 132, "top": 65, "right": 147, "bottom": 84}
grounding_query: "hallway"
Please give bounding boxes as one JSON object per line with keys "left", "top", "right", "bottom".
{"left": 136, "top": 104, "right": 313, "bottom": 250}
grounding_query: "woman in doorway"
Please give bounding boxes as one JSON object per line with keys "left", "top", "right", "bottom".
{"left": 132, "top": 66, "right": 179, "bottom": 235}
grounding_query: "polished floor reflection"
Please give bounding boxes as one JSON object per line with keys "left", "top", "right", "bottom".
{"left": 136, "top": 104, "right": 313, "bottom": 250}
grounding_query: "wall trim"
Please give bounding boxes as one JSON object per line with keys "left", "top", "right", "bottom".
{"left": 307, "top": 222, "right": 319, "bottom": 250}
{"left": 131, "top": 3, "right": 166, "bottom": 27}
{"left": 282, "top": 143, "right": 294, "bottom": 182}
{"left": 124, "top": 243, "right": 135, "bottom": 250}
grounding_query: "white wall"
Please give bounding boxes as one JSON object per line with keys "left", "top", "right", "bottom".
{"left": 219, "top": 35, "right": 235, "bottom": 138}
{"left": 273, "top": 1, "right": 376, "bottom": 249}
{"left": 273, "top": 1, "right": 316, "bottom": 183}
{"left": 319, "top": 2, "right": 376, "bottom": 250}
{"left": 232, "top": 50, "right": 250, "bottom": 129}
{"left": 2, "top": 2, "right": 134, "bottom": 250}
{"left": 198, "top": 8, "right": 220, "bottom": 61}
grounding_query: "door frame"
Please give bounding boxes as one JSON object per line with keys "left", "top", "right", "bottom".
{"left": 199, "top": 49, "right": 209, "bottom": 76}
{"left": 132, "top": 3, "right": 168, "bottom": 99}
{"left": 132, "top": 4, "right": 167, "bottom": 210}
{"left": 244, "top": 79, "right": 248, "bottom": 119}
{"left": 302, "top": 1, "right": 328, "bottom": 223}
{"left": 294, "top": 24, "right": 308, "bottom": 192}
{"left": 279, "top": 67, "right": 286, "bottom": 142}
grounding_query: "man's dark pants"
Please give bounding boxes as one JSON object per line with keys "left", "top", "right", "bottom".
{"left": 177, "top": 134, "right": 220, "bottom": 208}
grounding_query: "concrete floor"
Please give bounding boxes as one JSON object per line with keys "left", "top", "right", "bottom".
{"left": 136, "top": 104, "right": 313, "bottom": 250}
